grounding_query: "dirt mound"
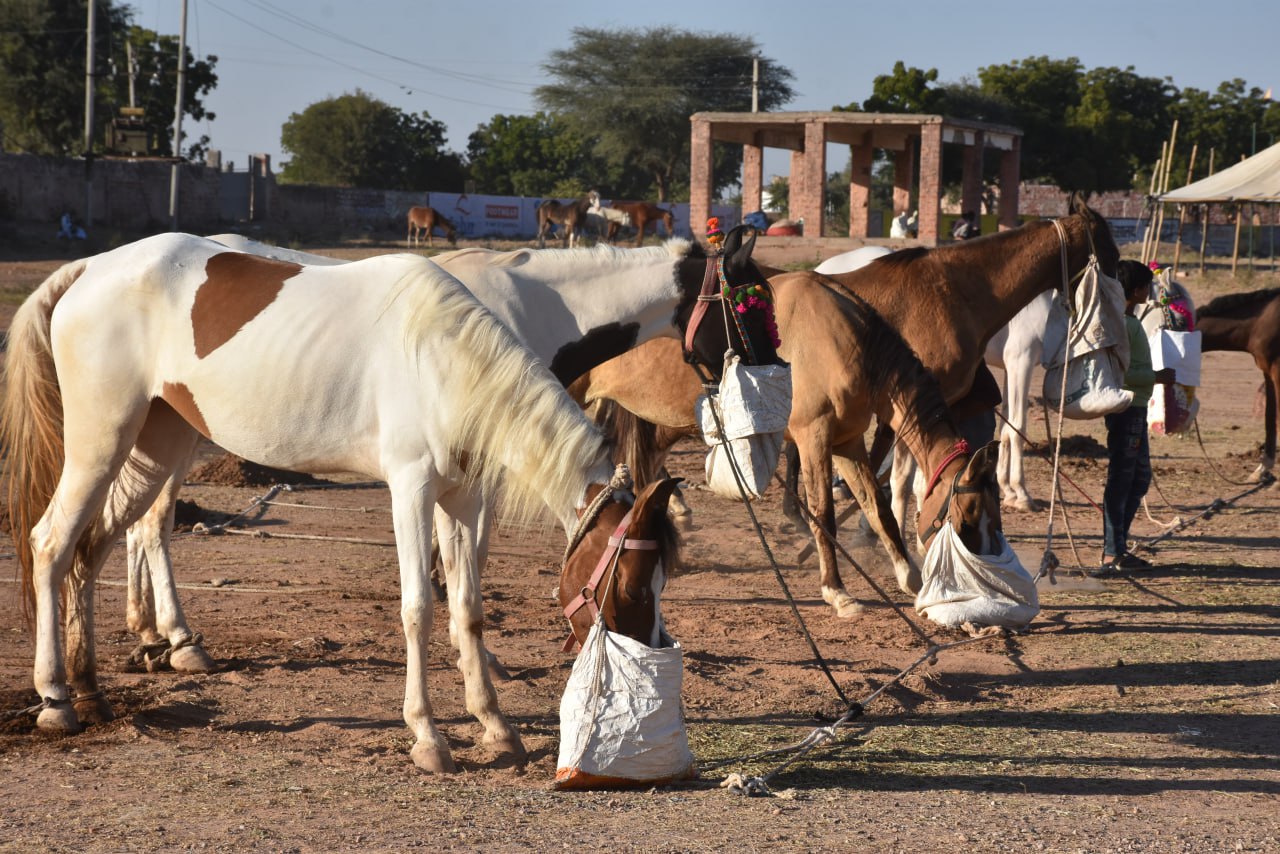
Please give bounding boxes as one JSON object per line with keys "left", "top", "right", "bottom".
{"left": 187, "top": 453, "right": 329, "bottom": 487}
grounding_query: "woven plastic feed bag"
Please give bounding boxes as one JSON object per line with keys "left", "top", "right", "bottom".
{"left": 914, "top": 520, "right": 1040, "bottom": 630}
{"left": 696, "top": 351, "right": 792, "bottom": 500}
{"left": 1042, "top": 259, "right": 1134, "bottom": 419}
{"left": 555, "top": 620, "right": 695, "bottom": 790}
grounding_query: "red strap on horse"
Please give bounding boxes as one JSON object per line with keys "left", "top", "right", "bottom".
{"left": 560, "top": 509, "right": 659, "bottom": 653}
{"left": 924, "top": 439, "right": 970, "bottom": 499}
{"left": 682, "top": 257, "right": 721, "bottom": 357}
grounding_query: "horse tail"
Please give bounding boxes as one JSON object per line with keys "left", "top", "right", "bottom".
{"left": 0, "top": 258, "right": 90, "bottom": 618}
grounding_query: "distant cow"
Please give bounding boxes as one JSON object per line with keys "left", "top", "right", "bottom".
{"left": 406, "top": 206, "right": 458, "bottom": 248}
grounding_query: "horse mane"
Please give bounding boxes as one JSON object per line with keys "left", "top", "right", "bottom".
{"left": 392, "top": 259, "right": 608, "bottom": 525}
{"left": 1197, "top": 288, "right": 1280, "bottom": 320}
{"left": 818, "top": 280, "right": 955, "bottom": 445}
{"left": 457, "top": 239, "right": 691, "bottom": 270}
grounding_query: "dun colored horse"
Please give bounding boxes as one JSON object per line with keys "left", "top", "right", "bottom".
{"left": 1196, "top": 287, "right": 1280, "bottom": 481}
{"left": 0, "top": 235, "right": 713, "bottom": 773}
{"left": 406, "top": 205, "right": 458, "bottom": 248}
{"left": 608, "top": 201, "right": 676, "bottom": 246}
{"left": 572, "top": 193, "right": 1119, "bottom": 616}
{"left": 536, "top": 195, "right": 593, "bottom": 248}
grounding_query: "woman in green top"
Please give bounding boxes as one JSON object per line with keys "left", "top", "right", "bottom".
{"left": 1094, "top": 260, "right": 1176, "bottom": 577}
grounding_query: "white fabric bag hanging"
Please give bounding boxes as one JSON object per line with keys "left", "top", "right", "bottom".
{"left": 1042, "top": 258, "right": 1134, "bottom": 419}
{"left": 555, "top": 620, "right": 695, "bottom": 790}
{"left": 914, "top": 520, "right": 1040, "bottom": 630}
{"left": 696, "top": 350, "right": 792, "bottom": 500}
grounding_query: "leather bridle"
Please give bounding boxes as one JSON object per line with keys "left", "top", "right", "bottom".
{"left": 560, "top": 507, "right": 658, "bottom": 653}
{"left": 682, "top": 255, "right": 772, "bottom": 371}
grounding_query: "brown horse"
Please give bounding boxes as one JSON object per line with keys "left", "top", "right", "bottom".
{"left": 608, "top": 201, "right": 676, "bottom": 246}
{"left": 536, "top": 195, "right": 593, "bottom": 248}
{"left": 406, "top": 205, "right": 458, "bottom": 248}
{"left": 570, "top": 193, "right": 1119, "bottom": 616}
{"left": 1196, "top": 287, "right": 1280, "bottom": 481}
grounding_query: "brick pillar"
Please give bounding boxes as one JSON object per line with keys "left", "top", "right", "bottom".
{"left": 799, "top": 120, "right": 826, "bottom": 236}
{"left": 998, "top": 136, "right": 1021, "bottom": 230}
{"left": 918, "top": 122, "right": 943, "bottom": 246}
{"left": 961, "top": 130, "right": 984, "bottom": 226}
{"left": 690, "top": 118, "right": 714, "bottom": 244}
{"left": 788, "top": 149, "right": 805, "bottom": 218}
{"left": 848, "top": 134, "right": 873, "bottom": 238}
{"left": 742, "top": 144, "right": 763, "bottom": 215}
{"left": 892, "top": 142, "right": 915, "bottom": 219}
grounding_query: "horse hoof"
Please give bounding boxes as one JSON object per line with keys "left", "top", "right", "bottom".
{"left": 482, "top": 731, "right": 527, "bottom": 762}
{"left": 170, "top": 644, "right": 217, "bottom": 673}
{"left": 36, "top": 704, "right": 81, "bottom": 734}
{"left": 823, "top": 589, "right": 865, "bottom": 620}
{"left": 896, "top": 568, "right": 923, "bottom": 596}
{"left": 72, "top": 695, "right": 115, "bottom": 726}
{"left": 410, "top": 742, "right": 458, "bottom": 774}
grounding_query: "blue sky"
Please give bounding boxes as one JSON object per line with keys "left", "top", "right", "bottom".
{"left": 129, "top": 0, "right": 1277, "bottom": 180}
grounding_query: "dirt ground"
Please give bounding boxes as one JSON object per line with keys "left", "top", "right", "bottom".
{"left": 0, "top": 232, "right": 1277, "bottom": 853}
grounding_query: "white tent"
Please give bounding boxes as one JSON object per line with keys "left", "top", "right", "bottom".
{"left": 1153, "top": 140, "right": 1280, "bottom": 276}
{"left": 1160, "top": 140, "right": 1280, "bottom": 203}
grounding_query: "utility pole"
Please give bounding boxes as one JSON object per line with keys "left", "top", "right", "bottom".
{"left": 751, "top": 56, "right": 759, "bottom": 112}
{"left": 83, "top": 0, "right": 97, "bottom": 226}
{"left": 168, "top": 0, "right": 189, "bottom": 231}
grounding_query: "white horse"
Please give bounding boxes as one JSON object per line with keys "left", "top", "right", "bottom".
{"left": 2, "top": 233, "right": 695, "bottom": 772}
{"left": 114, "top": 230, "right": 775, "bottom": 683}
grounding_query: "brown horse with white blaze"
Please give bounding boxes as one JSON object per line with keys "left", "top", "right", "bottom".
{"left": 608, "top": 201, "right": 676, "bottom": 246}
{"left": 406, "top": 206, "right": 457, "bottom": 248}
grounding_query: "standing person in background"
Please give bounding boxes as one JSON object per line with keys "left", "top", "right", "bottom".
{"left": 952, "top": 210, "right": 979, "bottom": 241}
{"left": 1093, "top": 260, "right": 1176, "bottom": 577}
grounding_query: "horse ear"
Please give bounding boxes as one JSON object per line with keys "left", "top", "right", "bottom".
{"left": 1068, "top": 190, "right": 1091, "bottom": 218}
{"left": 966, "top": 441, "right": 1000, "bottom": 480}
{"left": 629, "top": 477, "right": 683, "bottom": 530}
{"left": 722, "top": 225, "right": 757, "bottom": 278}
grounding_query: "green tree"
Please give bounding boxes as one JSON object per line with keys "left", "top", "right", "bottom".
{"left": 850, "top": 61, "right": 942, "bottom": 114}
{"left": 536, "top": 27, "right": 795, "bottom": 201}
{"left": 279, "top": 90, "right": 465, "bottom": 190}
{"left": 1170, "top": 80, "right": 1278, "bottom": 184}
{"left": 466, "top": 112, "right": 603, "bottom": 197}
{"left": 0, "top": 1, "right": 217, "bottom": 157}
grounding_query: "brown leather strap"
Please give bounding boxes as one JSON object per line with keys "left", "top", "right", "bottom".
{"left": 683, "top": 258, "right": 720, "bottom": 356}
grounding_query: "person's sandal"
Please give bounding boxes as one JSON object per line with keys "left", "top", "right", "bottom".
{"left": 1117, "top": 552, "right": 1153, "bottom": 570}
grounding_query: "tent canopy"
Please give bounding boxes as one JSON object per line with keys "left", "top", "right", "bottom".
{"left": 1160, "top": 140, "right": 1280, "bottom": 203}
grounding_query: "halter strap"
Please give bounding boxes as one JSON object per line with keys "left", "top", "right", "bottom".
{"left": 560, "top": 508, "right": 659, "bottom": 653}
{"left": 683, "top": 257, "right": 721, "bottom": 357}
{"left": 923, "top": 439, "right": 969, "bottom": 499}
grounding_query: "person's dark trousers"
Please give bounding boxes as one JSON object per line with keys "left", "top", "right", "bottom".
{"left": 1102, "top": 405, "right": 1152, "bottom": 559}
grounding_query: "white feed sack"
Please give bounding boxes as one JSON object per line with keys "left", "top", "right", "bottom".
{"left": 697, "top": 352, "right": 792, "bottom": 499}
{"left": 555, "top": 622, "right": 695, "bottom": 790}
{"left": 1042, "top": 259, "right": 1133, "bottom": 419}
{"left": 914, "top": 520, "right": 1040, "bottom": 630}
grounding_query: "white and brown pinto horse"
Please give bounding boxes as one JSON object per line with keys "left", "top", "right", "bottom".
{"left": 406, "top": 205, "right": 458, "bottom": 248}
{"left": 106, "top": 230, "right": 777, "bottom": 682}
{"left": 0, "top": 234, "right": 754, "bottom": 773}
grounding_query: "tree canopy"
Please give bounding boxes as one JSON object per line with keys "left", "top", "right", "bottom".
{"left": 536, "top": 27, "right": 795, "bottom": 201}
{"left": 279, "top": 90, "right": 465, "bottom": 191}
{"left": 0, "top": 0, "right": 217, "bottom": 158}
{"left": 466, "top": 112, "right": 604, "bottom": 198}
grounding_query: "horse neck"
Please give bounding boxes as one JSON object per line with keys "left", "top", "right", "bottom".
{"left": 951, "top": 218, "right": 1090, "bottom": 337}
{"left": 1196, "top": 315, "right": 1252, "bottom": 353}
{"left": 882, "top": 382, "right": 965, "bottom": 483}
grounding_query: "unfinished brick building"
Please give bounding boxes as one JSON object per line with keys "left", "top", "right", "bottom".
{"left": 689, "top": 111, "right": 1023, "bottom": 247}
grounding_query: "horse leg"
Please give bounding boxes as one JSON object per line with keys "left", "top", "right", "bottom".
{"left": 433, "top": 491, "right": 525, "bottom": 763}
{"left": 999, "top": 350, "right": 1041, "bottom": 511}
{"left": 124, "top": 415, "right": 215, "bottom": 673}
{"left": 1254, "top": 362, "right": 1278, "bottom": 482}
{"left": 792, "top": 425, "right": 863, "bottom": 618}
{"left": 384, "top": 471, "right": 455, "bottom": 772}
{"left": 780, "top": 441, "right": 805, "bottom": 527}
{"left": 834, "top": 441, "right": 921, "bottom": 595}
{"left": 888, "top": 441, "right": 916, "bottom": 541}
